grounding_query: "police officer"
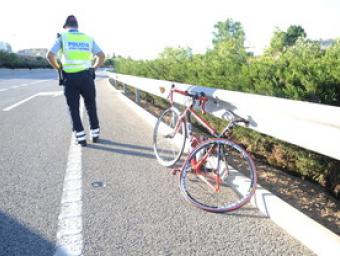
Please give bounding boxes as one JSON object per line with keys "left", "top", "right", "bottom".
{"left": 46, "top": 15, "right": 105, "bottom": 146}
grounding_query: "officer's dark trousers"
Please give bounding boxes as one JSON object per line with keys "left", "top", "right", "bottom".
{"left": 63, "top": 70, "right": 99, "bottom": 133}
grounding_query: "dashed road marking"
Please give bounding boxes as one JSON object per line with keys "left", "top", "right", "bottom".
{"left": 10, "top": 79, "right": 51, "bottom": 89}
{"left": 0, "top": 79, "right": 52, "bottom": 93}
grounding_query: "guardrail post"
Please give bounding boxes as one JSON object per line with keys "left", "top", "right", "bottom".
{"left": 136, "top": 89, "right": 141, "bottom": 105}
{"left": 123, "top": 84, "right": 127, "bottom": 95}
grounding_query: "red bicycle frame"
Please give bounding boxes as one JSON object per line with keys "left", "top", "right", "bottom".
{"left": 168, "top": 87, "right": 218, "bottom": 138}
{"left": 167, "top": 86, "right": 224, "bottom": 191}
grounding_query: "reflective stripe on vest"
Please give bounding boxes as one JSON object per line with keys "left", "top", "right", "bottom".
{"left": 61, "top": 32, "right": 93, "bottom": 73}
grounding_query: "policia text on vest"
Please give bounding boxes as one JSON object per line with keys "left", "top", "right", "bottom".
{"left": 56, "top": 33, "right": 96, "bottom": 86}
{"left": 61, "top": 32, "right": 94, "bottom": 73}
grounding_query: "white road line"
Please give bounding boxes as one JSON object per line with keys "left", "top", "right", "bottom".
{"left": 3, "top": 94, "right": 40, "bottom": 111}
{"left": 2, "top": 91, "right": 63, "bottom": 111}
{"left": 39, "top": 91, "right": 63, "bottom": 97}
{"left": 55, "top": 102, "right": 84, "bottom": 256}
{"left": 0, "top": 79, "right": 54, "bottom": 92}
{"left": 0, "top": 79, "right": 51, "bottom": 93}
{"left": 10, "top": 79, "right": 51, "bottom": 89}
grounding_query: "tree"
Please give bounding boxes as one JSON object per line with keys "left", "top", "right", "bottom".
{"left": 267, "top": 25, "right": 307, "bottom": 54}
{"left": 158, "top": 47, "right": 192, "bottom": 60}
{"left": 5, "top": 43, "right": 12, "bottom": 52}
{"left": 285, "top": 25, "right": 306, "bottom": 46}
{"left": 104, "top": 58, "right": 114, "bottom": 67}
{"left": 268, "top": 28, "right": 286, "bottom": 53}
{"left": 157, "top": 47, "right": 193, "bottom": 82}
{"left": 212, "top": 19, "right": 245, "bottom": 47}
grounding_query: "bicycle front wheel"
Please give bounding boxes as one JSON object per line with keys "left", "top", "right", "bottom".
{"left": 179, "top": 138, "right": 257, "bottom": 213}
{"left": 153, "top": 107, "right": 186, "bottom": 167}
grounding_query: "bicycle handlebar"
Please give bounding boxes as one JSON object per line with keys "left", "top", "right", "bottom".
{"left": 169, "top": 84, "right": 208, "bottom": 113}
{"left": 167, "top": 84, "right": 249, "bottom": 126}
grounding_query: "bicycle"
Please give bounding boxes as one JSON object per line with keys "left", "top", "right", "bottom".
{"left": 153, "top": 84, "right": 257, "bottom": 212}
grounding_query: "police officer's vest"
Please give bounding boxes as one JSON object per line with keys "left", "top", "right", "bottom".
{"left": 61, "top": 32, "right": 93, "bottom": 73}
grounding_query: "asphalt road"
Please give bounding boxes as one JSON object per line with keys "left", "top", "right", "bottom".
{"left": 0, "top": 69, "right": 315, "bottom": 256}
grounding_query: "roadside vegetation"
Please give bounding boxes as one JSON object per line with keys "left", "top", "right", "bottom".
{"left": 107, "top": 19, "right": 340, "bottom": 198}
{"left": 0, "top": 50, "right": 50, "bottom": 69}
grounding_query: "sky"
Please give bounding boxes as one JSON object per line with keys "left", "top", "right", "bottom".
{"left": 0, "top": 0, "right": 339, "bottom": 59}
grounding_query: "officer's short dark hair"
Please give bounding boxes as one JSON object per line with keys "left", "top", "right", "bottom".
{"left": 63, "top": 15, "right": 78, "bottom": 29}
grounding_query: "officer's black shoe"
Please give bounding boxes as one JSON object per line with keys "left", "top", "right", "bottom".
{"left": 78, "top": 140, "right": 87, "bottom": 146}
{"left": 91, "top": 136, "right": 99, "bottom": 143}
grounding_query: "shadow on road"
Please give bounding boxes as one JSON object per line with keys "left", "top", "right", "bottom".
{"left": 0, "top": 211, "right": 55, "bottom": 256}
{"left": 222, "top": 207, "right": 269, "bottom": 219}
{"left": 95, "top": 139, "right": 154, "bottom": 152}
{"left": 86, "top": 138, "right": 156, "bottom": 159}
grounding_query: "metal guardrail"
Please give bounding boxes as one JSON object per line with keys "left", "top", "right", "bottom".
{"left": 107, "top": 72, "right": 340, "bottom": 161}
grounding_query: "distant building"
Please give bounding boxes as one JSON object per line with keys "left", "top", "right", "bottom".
{"left": 319, "top": 39, "right": 336, "bottom": 49}
{"left": 0, "top": 41, "right": 12, "bottom": 52}
{"left": 17, "top": 48, "right": 48, "bottom": 57}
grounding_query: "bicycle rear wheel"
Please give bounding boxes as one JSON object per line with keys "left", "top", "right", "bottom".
{"left": 179, "top": 138, "right": 257, "bottom": 212}
{"left": 153, "top": 107, "right": 186, "bottom": 167}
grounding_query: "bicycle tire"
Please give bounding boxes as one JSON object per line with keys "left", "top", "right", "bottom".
{"left": 153, "top": 107, "right": 187, "bottom": 167}
{"left": 179, "top": 138, "right": 257, "bottom": 212}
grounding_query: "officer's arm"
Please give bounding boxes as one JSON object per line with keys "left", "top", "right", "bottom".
{"left": 93, "top": 51, "right": 105, "bottom": 69}
{"left": 46, "top": 51, "right": 61, "bottom": 70}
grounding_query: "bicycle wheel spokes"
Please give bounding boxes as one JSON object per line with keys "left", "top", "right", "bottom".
{"left": 180, "top": 139, "right": 257, "bottom": 212}
{"left": 153, "top": 107, "right": 186, "bottom": 167}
